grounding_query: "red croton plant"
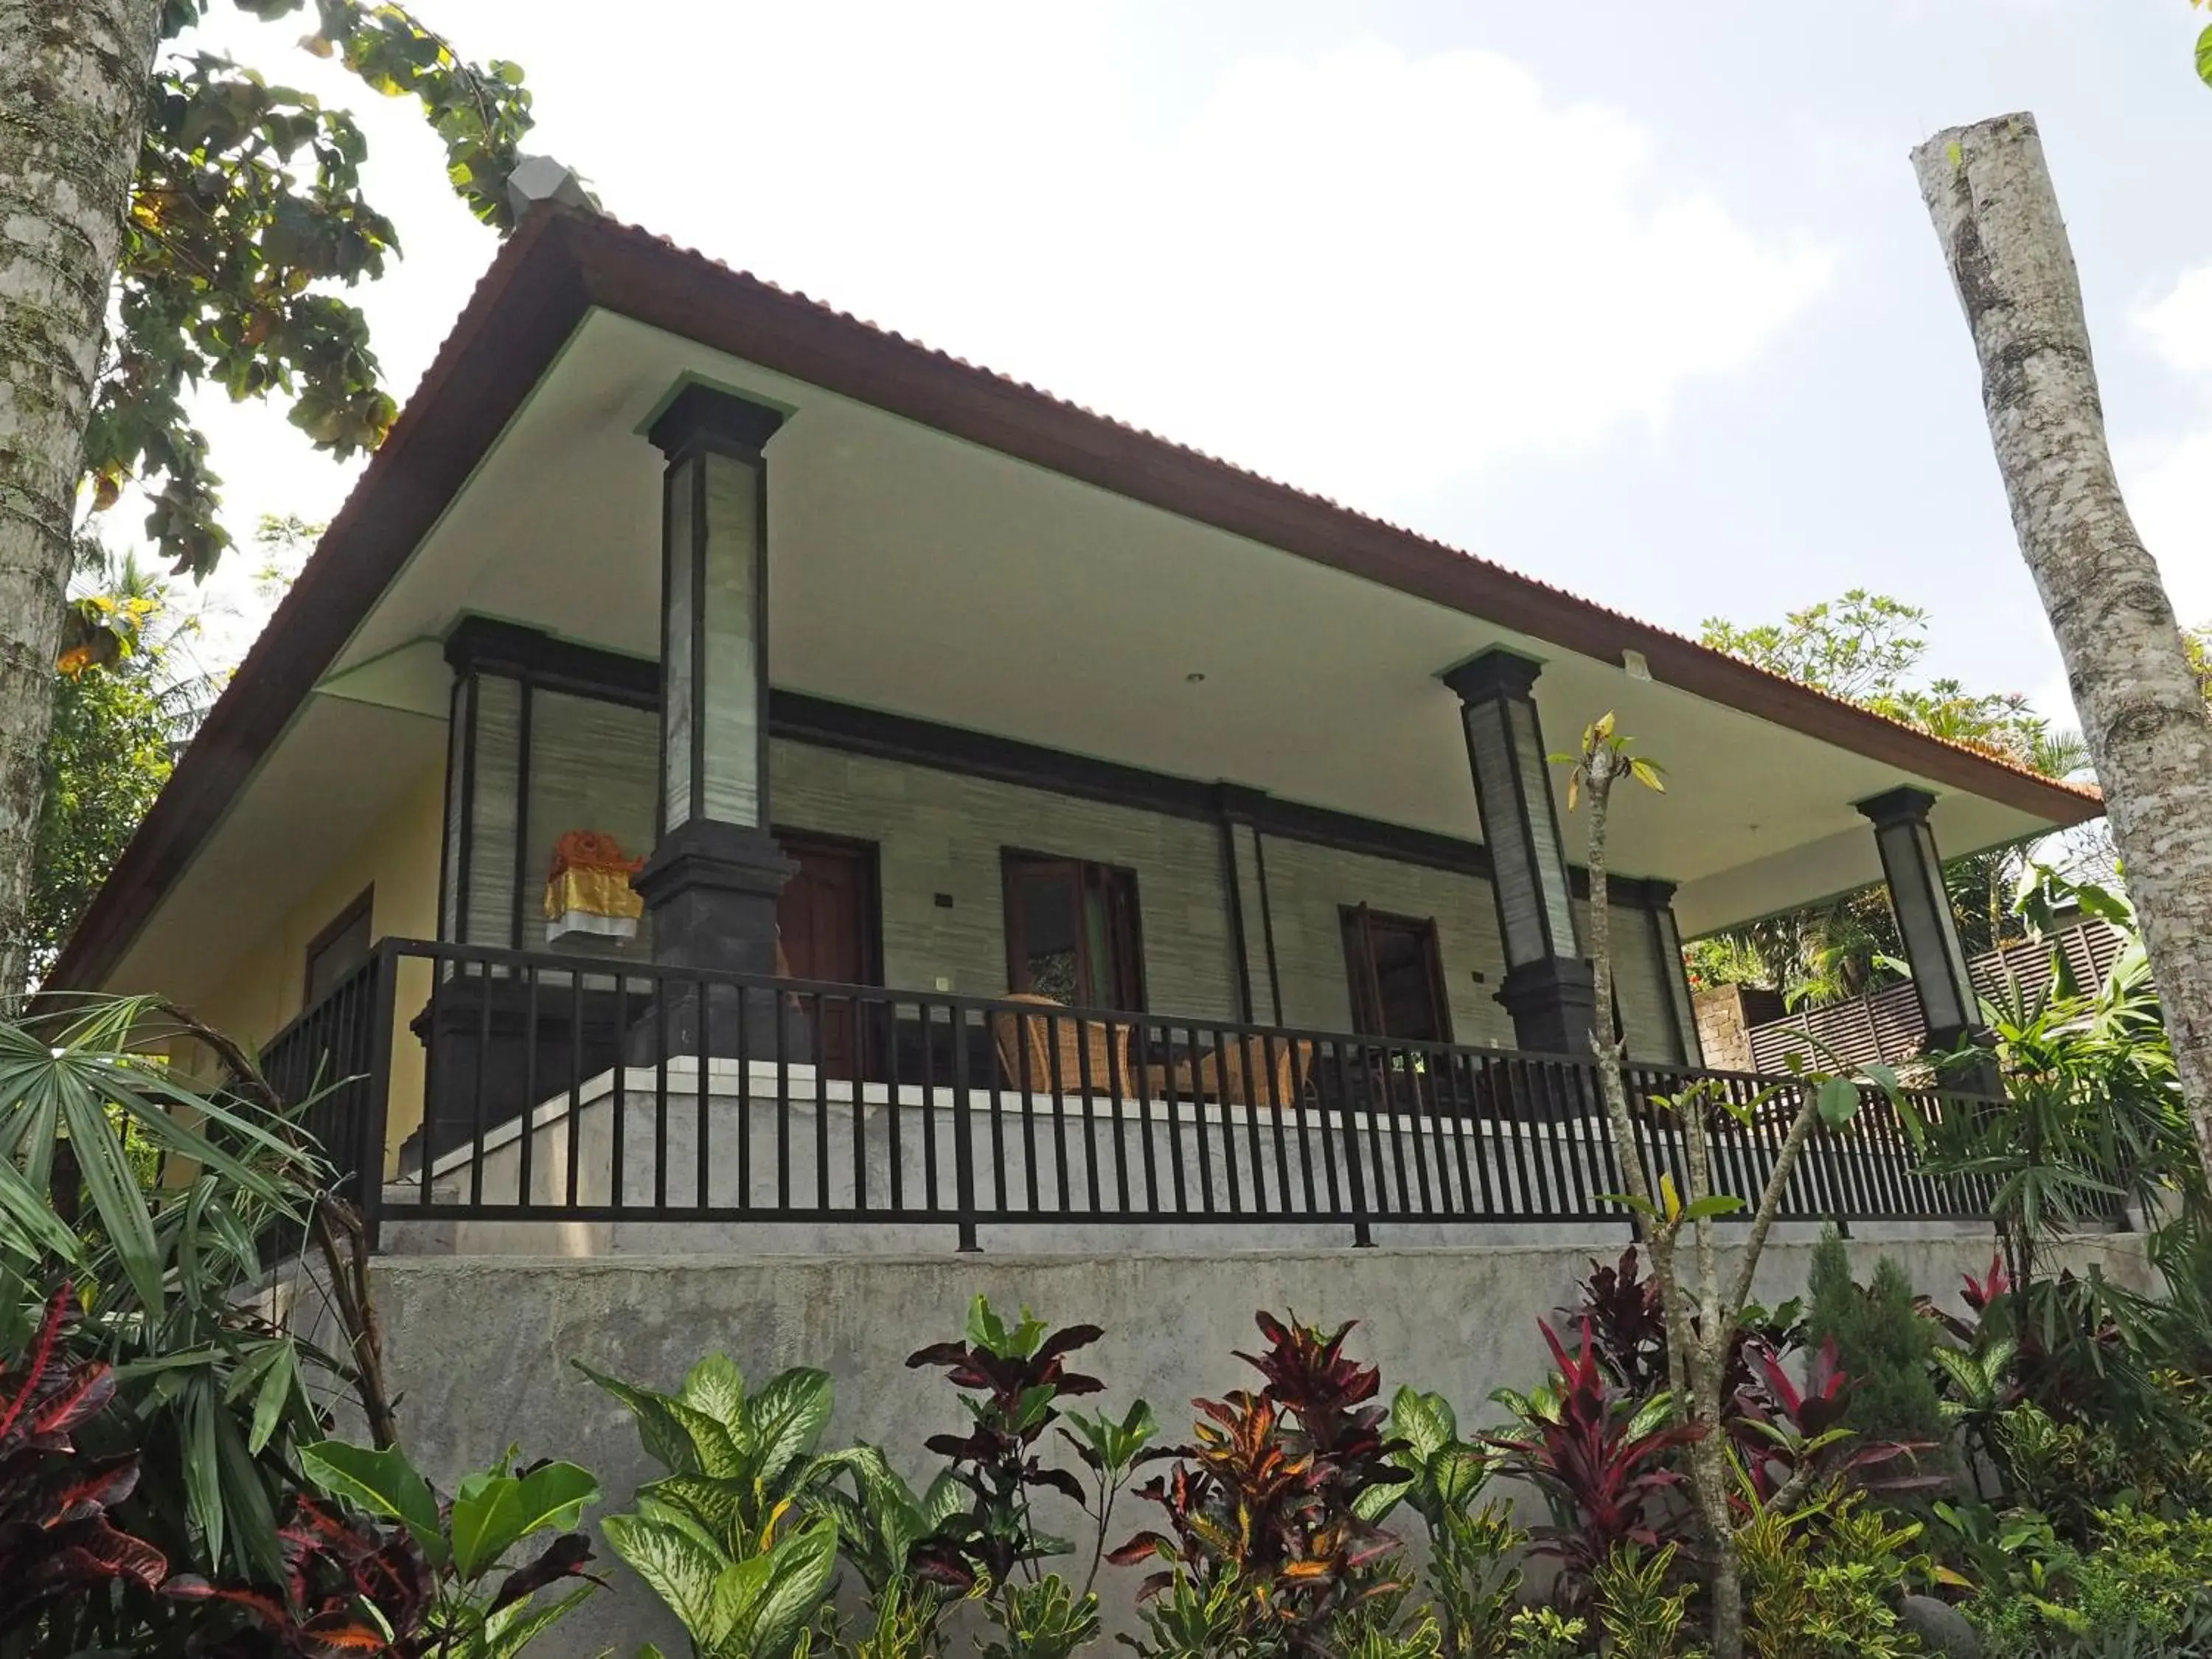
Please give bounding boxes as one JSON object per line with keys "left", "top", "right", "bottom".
{"left": 0, "top": 1284, "right": 170, "bottom": 1636}
{"left": 1110, "top": 1312, "right": 1407, "bottom": 1648}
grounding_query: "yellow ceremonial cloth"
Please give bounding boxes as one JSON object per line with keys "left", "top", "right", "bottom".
{"left": 543, "top": 863, "right": 644, "bottom": 922}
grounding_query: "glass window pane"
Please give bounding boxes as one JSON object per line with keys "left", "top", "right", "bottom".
{"left": 1015, "top": 868, "right": 1081, "bottom": 1001}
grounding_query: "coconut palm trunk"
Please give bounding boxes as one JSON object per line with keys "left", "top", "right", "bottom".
{"left": 1913, "top": 113, "right": 2212, "bottom": 1194}
{"left": 0, "top": 0, "right": 166, "bottom": 998}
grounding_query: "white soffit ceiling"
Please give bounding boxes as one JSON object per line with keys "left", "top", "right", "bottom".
{"left": 307, "top": 309, "right": 2062, "bottom": 936}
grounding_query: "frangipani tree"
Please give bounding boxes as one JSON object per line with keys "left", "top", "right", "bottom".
{"left": 1558, "top": 712, "right": 1913, "bottom": 1659}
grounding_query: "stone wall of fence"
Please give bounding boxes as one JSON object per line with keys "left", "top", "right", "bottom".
{"left": 352, "top": 1233, "right": 2156, "bottom": 1656}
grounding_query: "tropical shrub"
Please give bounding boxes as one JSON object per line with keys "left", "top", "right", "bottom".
{"left": 1731, "top": 1335, "right": 1944, "bottom": 1506}
{"left": 164, "top": 1438, "right": 600, "bottom": 1658}
{"left": 1485, "top": 1321, "right": 1699, "bottom": 1595}
{"left": 977, "top": 1573, "right": 1101, "bottom": 1659}
{"left": 1586, "top": 1543, "right": 1699, "bottom": 1659}
{"left": 1950, "top": 1505, "right": 2212, "bottom": 1659}
{"left": 902, "top": 1295, "right": 1158, "bottom": 1659}
{"left": 812, "top": 1441, "right": 968, "bottom": 1596}
{"left": 1502, "top": 1607, "right": 1589, "bottom": 1659}
{"left": 1804, "top": 1237, "right": 1947, "bottom": 1454}
{"left": 1369, "top": 1386, "right": 1523, "bottom": 1659}
{"left": 1560, "top": 1251, "right": 1669, "bottom": 1399}
{"left": 0, "top": 1001, "right": 393, "bottom": 1652}
{"left": 904, "top": 1297, "right": 1143, "bottom": 1596}
{"left": 1113, "top": 1312, "right": 1407, "bottom": 1658}
{"left": 583, "top": 1354, "right": 855, "bottom": 1659}
{"left": 0, "top": 1283, "right": 170, "bottom": 1650}
{"left": 1737, "top": 1492, "right": 1935, "bottom": 1659}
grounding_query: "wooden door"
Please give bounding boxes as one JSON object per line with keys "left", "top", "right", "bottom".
{"left": 776, "top": 834, "right": 881, "bottom": 1079}
{"left": 1340, "top": 905, "right": 1452, "bottom": 1043}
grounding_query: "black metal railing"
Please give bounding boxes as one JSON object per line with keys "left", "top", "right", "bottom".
{"left": 257, "top": 953, "right": 393, "bottom": 1214}
{"left": 269, "top": 938, "right": 1996, "bottom": 1251}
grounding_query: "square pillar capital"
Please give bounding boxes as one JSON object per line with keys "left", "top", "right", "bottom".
{"left": 1441, "top": 645, "right": 1545, "bottom": 706}
{"left": 1854, "top": 785, "right": 1938, "bottom": 831}
{"left": 649, "top": 382, "right": 787, "bottom": 462}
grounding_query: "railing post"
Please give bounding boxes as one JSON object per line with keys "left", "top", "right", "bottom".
{"left": 357, "top": 940, "right": 398, "bottom": 1255}
{"left": 1346, "top": 1044, "right": 1374, "bottom": 1248}
{"left": 951, "top": 1005, "right": 980, "bottom": 1253}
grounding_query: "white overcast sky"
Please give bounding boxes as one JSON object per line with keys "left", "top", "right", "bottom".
{"left": 150, "top": 0, "right": 2212, "bottom": 726}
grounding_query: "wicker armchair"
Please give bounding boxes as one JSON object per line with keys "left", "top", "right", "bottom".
{"left": 990, "top": 993, "right": 1133, "bottom": 1099}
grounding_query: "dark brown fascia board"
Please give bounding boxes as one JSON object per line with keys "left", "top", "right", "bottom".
{"left": 49, "top": 204, "right": 2101, "bottom": 990}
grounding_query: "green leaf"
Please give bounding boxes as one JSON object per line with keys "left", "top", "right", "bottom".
{"left": 1352, "top": 1475, "right": 1411, "bottom": 1523}
{"left": 679, "top": 1353, "right": 748, "bottom": 1432}
{"left": 1680, "top": 1194, "right": 1745, "bottom": 1221}
{"left": 184, "top": 1380, "right": 224, "bottom": 1571}
{"left": 246, "top": 1340, "right": 295, "bottom": 1455}
{"left": 301, "top": 1439, "right": 447, "bottom": 1564}
{"left": 645, "top": 1473, "right": 752, "bottom": 1545}
{"left": 220, "top": 1338, "right": 286, "bottom": 1405}
{"left": 717, "top": 1517, "right": 838, "bottom": 1659}
{"left": 63, "top": 1090, "right": 167, "bottom": 1313}
{"left": 745, "top": 1368, "right": 833, "bottom": 1485}
{"left": 602, "top": 1513, "right": 724, "bottom": 1644}
{"left": 449, "top": 1461, "right": 599, "bottom": 1583}
{"left": 210, "top": 1397, "right": 285, "bottom": 1586}
{"left": 661, "top": 1399, "right": 745, "bottom": 1480}
{"left": 1388, "top": 1386, "right": 1455, "bottom": 1464}
{"left": 1815, "top": 1075, "right": 1861, "bottom": 1128}
{"left": 2197, "top": 20, "right": 2212, "bottom": 89}
{"left": 575, "top": 1362, "right": 706, "bottom": 1475}
{"left": 1596, "top": 1191, "right": 1660, "bottom": 1217}
{"left": 481, "top": 1582, "right": 597, "bottom": 1659}
{"left": 1428, "top": 1444, "right": 1492, "bottom": 1508}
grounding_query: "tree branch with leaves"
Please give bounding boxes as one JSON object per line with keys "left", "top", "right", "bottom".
{"left": 1557, "top": 711, "right": 1912, "bottom": 1659}
{"left": 1, "top": 0, "right": 543, "bottom": 998}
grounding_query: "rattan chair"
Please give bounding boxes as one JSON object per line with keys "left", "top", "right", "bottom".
{"left": 990, "top": 993, "right": 1133, "bottom": 1099}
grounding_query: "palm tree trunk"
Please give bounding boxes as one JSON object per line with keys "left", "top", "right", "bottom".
{"left": 1913, "top": 114, "right": 2212, "bottom": 1194}
{"left": 0, "top": 0, "right": 165, "bottom": 998}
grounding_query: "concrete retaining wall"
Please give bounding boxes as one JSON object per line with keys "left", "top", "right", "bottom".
{"left": 366, "top": 1234, "right": 2154, "bottom": 1655}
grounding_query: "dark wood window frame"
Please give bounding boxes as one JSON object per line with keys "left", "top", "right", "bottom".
{"left": 1000, "top": 849, "right": 1147, "bottom": 1012}
{"left": 1340, "top": 904, "right": 1453, "bottom": 1043}
{"left": 304, "top": 885, "right": 375, "bottom": 1006}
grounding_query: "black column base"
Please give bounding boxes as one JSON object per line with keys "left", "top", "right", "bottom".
{"left": 630, "top": 821, "right": 810, "bottom": 1064}
{"left": 1496, "top": 956, "right": 1599, "bottom": 1058}
{"left": 407, "top": 975, "right": 651, "bottom": 1166}
{"left": 1927, "top": 1024, "right": 2005, "bottom": 1099}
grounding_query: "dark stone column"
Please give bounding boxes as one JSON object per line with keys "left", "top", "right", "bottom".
{"left": 1644, "top": 880, "right": 1705, "bottom": 1068}
{"left": 1441, "top": 647, "right": 1596, "bottom": 1056}
{"left": 1855, "top": 785, "right": 2000, "bottom": 1095}
{"left": 634, "top": 384, "right": 806, "bottom": 1060}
